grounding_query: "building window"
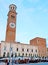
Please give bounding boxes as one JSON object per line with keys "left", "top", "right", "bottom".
{"left": 26, "top": 53, "right": 27, "bottom": 57}
{"left": 11, "top": 15, "right": 15, "bottom": 18}
{"left": 33, "top": 54, "right": 34, "bottom": 57}
{"left": 32, "top": 49, "right": 33, "bottom": 52}
{"left": 35, "top": 54, "right": 37, "bottom": 57}
{"left": 11, "top": 7, "right": 12, "bottom": 9}
{"left": 4, "top": 46, "right": 6, "bottom": 51}
{"left": 31, "top": 54, "right": 32, "bottom": 57}
{"left": 3, "top": 52, "right": 6, "bottom": 57}
{"left": 10, "top": 47, "right": 13, "bottom": 51}
{"left": 29, "top": 54, "right": 30, "bottom": 57}
{"left": 16, "top": 48, "right": 18, "bottom": 51}
{"left": 35, "top": 50, "right": 37, "bottom": 52}
{"left": 18, "top": 53, "right": 20, "bottom": 56}
{"left": 47, "top": 49, "right": 48, "bottom": 51}
{"left": 7, "top": 52, "right": 10, "bottom": 57}
{"left": 36, "top": 54, "right": 38, "bottom": 57}
{"left": 11, "top": 53, "right": 13, "bottom": 57}
{"left": 22, "top": 48, "right": 24, "bottom": 52}
{"left": 13, "top": 7, "right": 14, "bottom": 9}
{"left": 22, "top": 53, "right": 24, "bottom": 56}
{"left": 15, "top": 53, "right": 17, "bottom": 57}
{"left": 27, "top": 49, "right": 29, "bottom": 52}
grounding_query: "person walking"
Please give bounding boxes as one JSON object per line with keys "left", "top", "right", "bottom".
{"left": 7, "top": 60, "right": 9, "bottom": 65}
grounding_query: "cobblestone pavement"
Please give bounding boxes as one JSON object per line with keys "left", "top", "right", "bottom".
{"left": 0, "top": 62, "right": 48, "bottom": 65}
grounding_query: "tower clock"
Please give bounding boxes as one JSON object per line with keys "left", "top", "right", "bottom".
{"left": 5, "top": 4, "right": 17, "bottom": 42}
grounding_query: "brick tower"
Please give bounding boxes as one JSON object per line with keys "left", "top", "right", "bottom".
{"left": 5, "top": 4, "right": 17, "bottom": 42}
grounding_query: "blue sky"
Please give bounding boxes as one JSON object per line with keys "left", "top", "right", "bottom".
{"left": 0, "top": 0, "right": 48, "bottom": 46}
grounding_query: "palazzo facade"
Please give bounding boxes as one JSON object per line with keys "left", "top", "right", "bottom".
{"left": 0, "top": 4, "right": 48, "bottom": 59}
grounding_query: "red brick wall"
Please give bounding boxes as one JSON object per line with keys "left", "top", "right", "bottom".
{"left": 30, "top": 37, "right": 47, "bottom": 57}
{"left": 47, "top": 48, "right": 48, "bottom": 57}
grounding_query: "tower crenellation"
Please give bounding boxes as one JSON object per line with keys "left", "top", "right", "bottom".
{"left": 9, "top": 4, "right": 17, "bottom": 11}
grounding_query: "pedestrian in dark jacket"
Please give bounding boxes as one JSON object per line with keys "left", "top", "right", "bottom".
{"left": 7, "top": 60, "right": 9, "bottom": 65}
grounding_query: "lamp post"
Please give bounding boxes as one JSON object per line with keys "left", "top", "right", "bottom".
{"left": 9, "top": 32, "right": 13, "bottom": 65}
{"left": 9, "top": 42, "right": 11, "bottom": 65}
{"left": 12, "top": 47, "right": 14, "bottom": 65}
{"left": 10, "top": 43, "right": 14, "bottom": 65}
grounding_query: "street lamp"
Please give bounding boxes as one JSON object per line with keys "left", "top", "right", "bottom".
{"left": 9, "top": 43, "right": 14, "bottom": 65}
{"left": 9, "top": 42, "right": 11, "bottom": 65}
